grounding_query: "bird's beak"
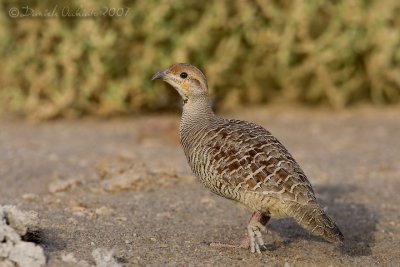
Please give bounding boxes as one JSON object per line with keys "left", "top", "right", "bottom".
{"left": 152, "top": 70, "right": 167, "bottom": 81}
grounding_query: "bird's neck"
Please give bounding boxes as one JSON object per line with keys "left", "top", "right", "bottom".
{"left": 180, "top": 94, "right": 216, "bottom": 132}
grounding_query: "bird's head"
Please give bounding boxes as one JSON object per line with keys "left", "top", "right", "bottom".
{"left": 152, "top": 63, "right": 208, "bottom": 103}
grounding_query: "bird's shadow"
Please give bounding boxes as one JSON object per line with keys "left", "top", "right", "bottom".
{"left": 266, "top": 184, "right": 378, "bottom": 256}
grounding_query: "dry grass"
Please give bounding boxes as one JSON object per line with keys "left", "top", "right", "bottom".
{"left": 0, "top": 0, "right": 399, "bottom": 119}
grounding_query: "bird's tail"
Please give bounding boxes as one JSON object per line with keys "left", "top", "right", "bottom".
{"left": 289, "top": 202, "right": 344, "bottom": 244}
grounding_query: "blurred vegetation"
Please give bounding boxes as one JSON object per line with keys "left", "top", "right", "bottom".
{"left": 0, "top": 0, "right": 399, "bottom": 119}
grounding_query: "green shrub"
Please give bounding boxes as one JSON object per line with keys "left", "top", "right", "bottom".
{"left": 0, "top": 0, "right": 399, "bottom": 119}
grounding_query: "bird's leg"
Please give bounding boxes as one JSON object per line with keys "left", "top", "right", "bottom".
{"left": 210, "top": 212, "right": 270, "bottom": 253}
{"left": 247, "top": 212, "right": 270, "bottom": 253}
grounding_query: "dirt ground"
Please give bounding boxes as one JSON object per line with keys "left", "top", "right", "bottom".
{"left": 0, "top": 106, "right": 399, "bottom": 267}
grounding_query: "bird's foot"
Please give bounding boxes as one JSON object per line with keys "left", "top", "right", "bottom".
{"left": 209, "top": 225, "right": 266, "bottom": 253}
{"left": 209, "top": 212, "right": 270, "bottom": 253}
{"left": 247, "top": 220, "right": 266, "bottom": 253}
{"left": 209, "top": 235, "right": 250, "bottom": 249}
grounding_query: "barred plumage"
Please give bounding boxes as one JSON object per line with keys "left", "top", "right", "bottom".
{"left": 153, "top": 63, "right": 344, "bottom": 253}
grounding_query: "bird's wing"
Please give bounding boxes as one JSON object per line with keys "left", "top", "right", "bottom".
{"left": 207, "top": 119, "right": 316, "bottom": 205}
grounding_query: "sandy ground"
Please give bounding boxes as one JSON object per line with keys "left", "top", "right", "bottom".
{"left": 0, "top": 107, "right": 399, "bottom": 267}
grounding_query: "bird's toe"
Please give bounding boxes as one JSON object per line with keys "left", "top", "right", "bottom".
{"left": 247, "top": 223, "right": 266, "bottom": 253}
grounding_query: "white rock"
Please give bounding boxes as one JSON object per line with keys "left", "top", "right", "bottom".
{"left": 8, "top": 242, "right": 46, "bottom": 267}
{"left": 92, "top": 248, "right": 122, "bottom": 267}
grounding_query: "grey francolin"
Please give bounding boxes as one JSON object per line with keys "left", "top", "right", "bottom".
{"left": 152, "top": 63, "right": 344, "bottom": 253}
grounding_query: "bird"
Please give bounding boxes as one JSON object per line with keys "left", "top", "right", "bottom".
{"left": 152, "top": 63, "right": 344, "bottom": 253}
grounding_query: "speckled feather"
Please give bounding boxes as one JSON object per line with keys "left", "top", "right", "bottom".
{"left": 180, "top": 116, "right": 343, "bottom": 243}
{"left": 181, "top": 118, "right": 314, "bottom": 202}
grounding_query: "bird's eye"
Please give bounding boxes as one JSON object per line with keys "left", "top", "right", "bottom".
{"left": 180, "top": 72, "right": 188, "bottom": 79}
